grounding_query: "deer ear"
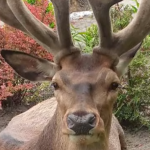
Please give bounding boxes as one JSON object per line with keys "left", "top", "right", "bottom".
{"left": 116, "top": 42, "right": 142, "bottom": 77}
{"left": 1, "top": 50, "right": 59, "bottom": 81}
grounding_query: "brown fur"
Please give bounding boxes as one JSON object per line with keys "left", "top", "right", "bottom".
{"left": 0, "top": 53, "right": 127, "bottom": 150}
{"left": 0, "top": 100, "right": 126, "bottom": 150}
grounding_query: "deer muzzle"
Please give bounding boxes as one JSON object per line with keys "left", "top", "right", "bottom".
{"left": 67, "top": 112, "right": 96, "bottom": 135}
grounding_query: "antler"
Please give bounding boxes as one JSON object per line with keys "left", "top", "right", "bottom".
{"left": 114, "top": 0, "right": 150, "bottom": 55}
{"left": 0, "top": 0, "right": 79, "bottom": 62}
{"left": 51, "top": 0, "right": 79, "bottom": 62}
{"left": 88, "top": 0, "right": 150, "bottom": 58}
{"left": 0, "top": 0, "right": 60, "bottom": 55}
{"left": 88, "top": 0, "right": 121, "bottom": 48}
{"left": 0, "top": 0, "right": 26, "bottom": 32}
{"left": 1, "top": 0, "right": 150, "bottom": 63}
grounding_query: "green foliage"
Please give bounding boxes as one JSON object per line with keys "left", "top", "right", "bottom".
{"left": 26, "top": 82, "right": 54, "bottom": 104}
{"left": 115, "top": 51, "right": 150, "bottom": 128}
{"left": 71, "top": 24, "right": 99, "bottom": 53}
{"left": 110, "top": 3, "right": 150, "bottom": 127}
{"left": 111, "top": 5, "right": 133, "bottom": 31}
{"left": 131, "top": 0, "right": 139, "bottom": 13}
{"left": 46, "top": 2, "right": 54, "bottom": 15}
{"left": 26, "top": 0, "right": 36, "bottom": 5}
{"left": 82, "top": 25, "right": 99, "bottom": 53}
{"left": 50, "top": 22, "right": 55, "bottom": 28}
{"left": 143, "top": 36, "right": 150, "bottom": 50}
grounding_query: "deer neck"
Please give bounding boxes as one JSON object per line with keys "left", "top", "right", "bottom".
{"left": 32, "top": 106, "right": 67, "bottom": 150}
{"left": 30, "top": 106, "right": 110, "bottom": 150}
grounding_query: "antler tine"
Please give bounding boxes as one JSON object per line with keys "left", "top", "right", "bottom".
{"left": 89, "top": 0, "right": 150, "bottom": 59}
{"left": 6, "top": 0, "right": 60, "bottom": 56}
{"left": 51, "top": 0, "right": 74, "bottom": 49}
{"left": 50, "top": 0, "right": 80, "bottom": 62}
{"left": 88, "top": 0, "right": 122, "bottom": 49}
{"left": 0, "top": 0, "right": 27, "bottom": 33}
{"left": 0, "top": 0, "right": 54, "bottom": 53}
{"left": 114, "top": 0, "right": 150, "bottom": 56}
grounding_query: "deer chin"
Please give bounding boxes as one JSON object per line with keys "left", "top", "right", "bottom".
{"left": 69, "top": 134, "right": 100, "bottom": 145}
{"left": 62, "top": 121, "right": 105, "bottom": 145}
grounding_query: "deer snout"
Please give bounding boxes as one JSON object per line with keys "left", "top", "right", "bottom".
{"left": 67, "top": 113, "right": 96, "bottom": 135}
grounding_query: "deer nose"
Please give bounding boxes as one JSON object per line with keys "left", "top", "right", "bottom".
{"left": 67, "top": 113, "right": 96, "bottom": 135}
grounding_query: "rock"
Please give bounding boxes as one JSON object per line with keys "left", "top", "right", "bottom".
{"left": 70, "top": 0, "right": 91, "bottom": 13}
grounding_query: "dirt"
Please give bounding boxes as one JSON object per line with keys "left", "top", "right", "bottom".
{"left": 125, "top": 129, "right": 150, "bottom": 150}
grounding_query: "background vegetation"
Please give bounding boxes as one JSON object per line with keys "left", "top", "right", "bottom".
{"left": 0, "top": 0, "right": 55, "bottom": 108}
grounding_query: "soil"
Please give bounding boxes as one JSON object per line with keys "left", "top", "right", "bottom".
{"left": 0, "top": 106, "right": 28, "bottom": 132}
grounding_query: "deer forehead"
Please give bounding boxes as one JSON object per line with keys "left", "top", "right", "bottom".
{"left": 53, "top": 54, "right": 120, "bottom": 89}
{"left": 59, "top": 53, "right": 114, "bottom": 70}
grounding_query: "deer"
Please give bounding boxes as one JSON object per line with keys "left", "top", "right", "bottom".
{"left": 0, "top": 0, "right": 150, "bottom": 150}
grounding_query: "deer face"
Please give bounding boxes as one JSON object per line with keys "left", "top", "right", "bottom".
{"left": 1, "top": 43, "right": 140, "bottom": 145}
{"left": 52, "top": 52, "right": 120, "bottom": 144}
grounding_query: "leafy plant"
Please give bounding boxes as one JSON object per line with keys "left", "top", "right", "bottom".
{"left": 115, "top": 51, "right": 150, "bottom": 128}
{"left": 25, "top": 82, "right": 54, "bottom": 104}
{"left": 131, "top": 0, "right": 139, "bottom": 13}
{"left": 26, "top": 0, "right": 36, "bottom": 5}
{"left": 46, "top": 2, "right": 55, "bottom": 15}
{"left": 111, "top": 5, "right": 133, "bottom": 31}
{"left": 71, "top": 24, "right": 99, "bottom": 53}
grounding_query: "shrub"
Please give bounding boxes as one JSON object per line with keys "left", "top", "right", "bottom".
{"left": 0, "top": 0, "right": 55, "bottom": 108}
{"left": 111, "top": 4, "right": 133, "bottom": 32}
{"left": 115, "top": 51, "right": 150, "bottom": 128}
{"left": 71, "top": 24, "right": 99, "bottom": 52}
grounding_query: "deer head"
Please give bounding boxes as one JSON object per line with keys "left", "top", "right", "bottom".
{"left": 0, "top": 0, "right": 150, "bottom": 149}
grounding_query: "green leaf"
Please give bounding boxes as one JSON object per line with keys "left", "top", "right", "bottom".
{"left": 49, "top": 22, "right": 55, "bottom": 28}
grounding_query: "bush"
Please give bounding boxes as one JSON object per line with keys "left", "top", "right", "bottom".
{"left": 0, "top": 0, "right": 55, "bottom": 108}
{"left": 115, "top": 51, "right": 150, "bottom": 128}
{"left": 71, "top": 24, "right": 99, "bottom": 52}
{"left": 111, "top": 4, "right": 133, "bottom": 32}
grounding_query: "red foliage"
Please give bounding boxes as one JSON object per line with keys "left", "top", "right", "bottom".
{"left": 0, "top": 0, "right": 55, "bottom": 108}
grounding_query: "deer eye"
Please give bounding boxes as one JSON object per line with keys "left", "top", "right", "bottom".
{"left": 110, "top": 82, "right": 120, "bottom": 91}
{"left": 51, "top": 82, "right": 59, "bottom": 90}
